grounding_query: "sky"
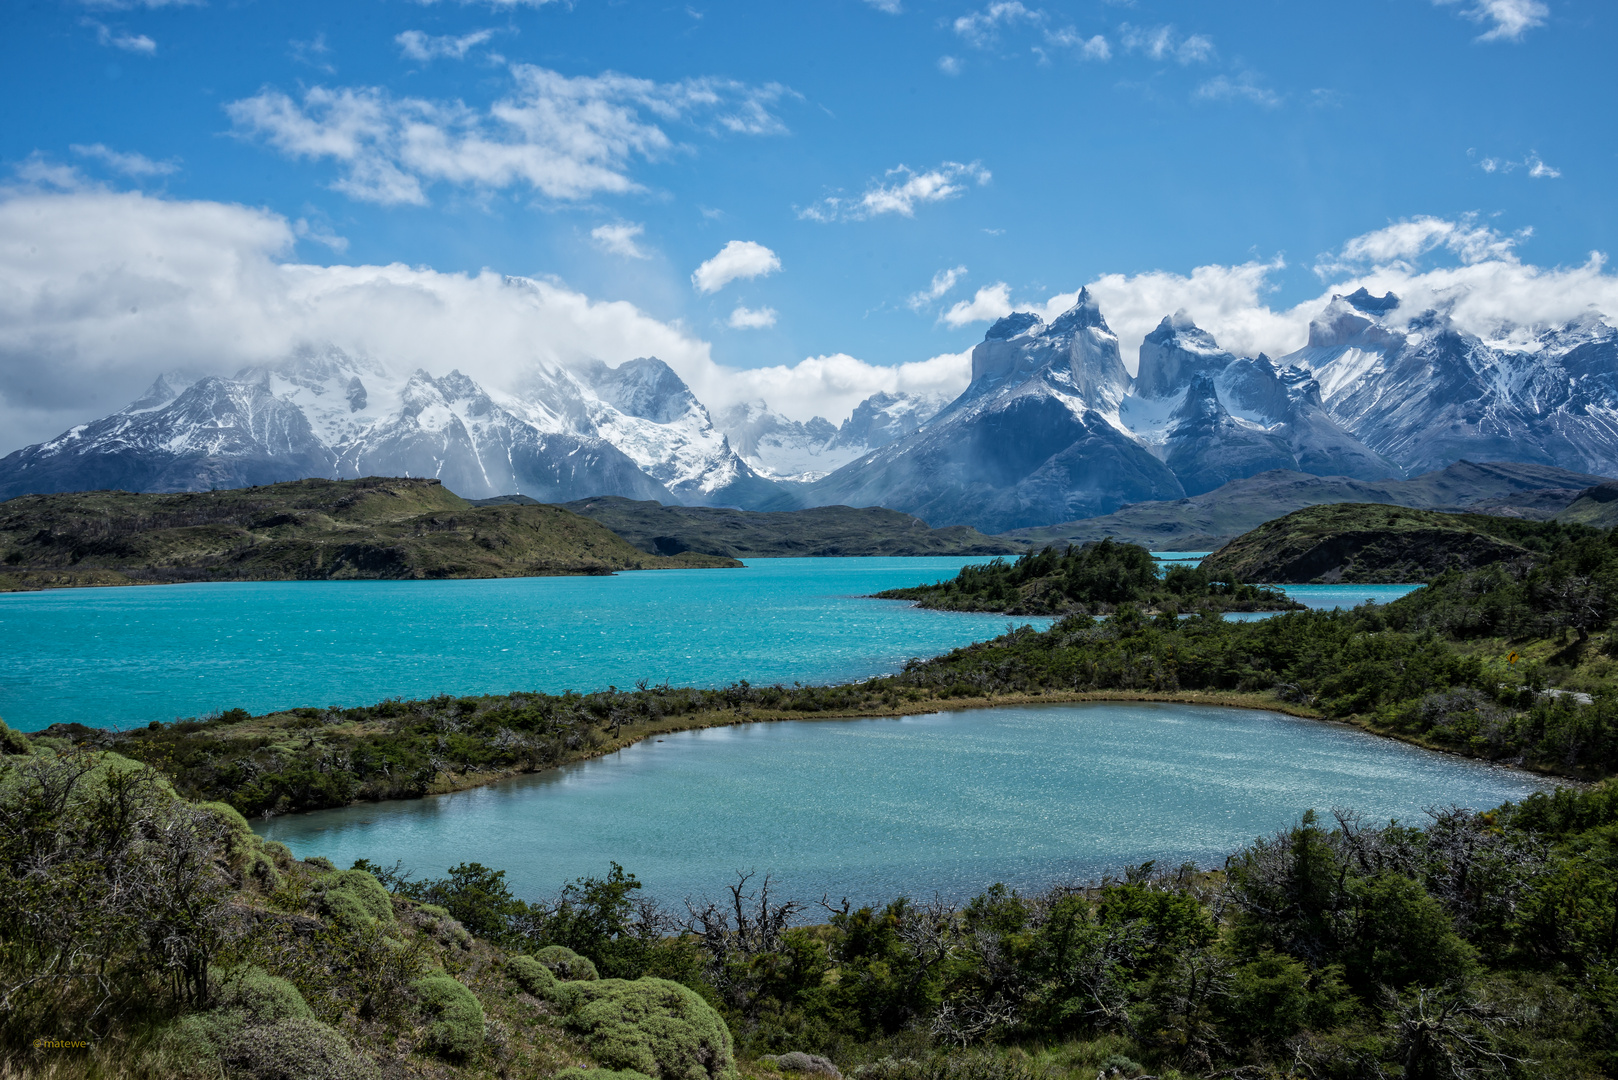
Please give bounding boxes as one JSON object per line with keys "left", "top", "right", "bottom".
{"left": 2, "top": 0, "right": 1616, "bottom": 451}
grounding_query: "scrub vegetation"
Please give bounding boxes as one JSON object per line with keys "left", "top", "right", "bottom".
{"left": 13, "top": 506, "right": 1618, "bottom": 1076}
{"left": 872, "top": 539, "right": 1301, "bottom": 616}
{"left": 7, "top": 733, "right": 1614, "bottom": 1079}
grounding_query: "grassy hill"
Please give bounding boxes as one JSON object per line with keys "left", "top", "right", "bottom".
{"left": 873, "top": 538, "right": 1300, "bottom": 615}
{"left": 557, "top": 496, "right": 1024, "bottom": 557}
{"left": 0, "top": 477, "right": 738, "bottom": 591}
{"left": 1199, "top": 502, "right": 1596, "bottom": 584}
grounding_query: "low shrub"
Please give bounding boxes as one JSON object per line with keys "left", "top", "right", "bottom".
{"left": 314, "top": 869, "right": 394, "bottom": 925}
{"left": 413, "top": 972, "right": 486, "bottom": 1058}
{"left": 509, "top": 953, "right": 563, "bottom": 999}
{"left": 566, "top": 977, "right": 737, "bottom": 1080}
{"left": 221, "top": 1016, "right": 381, "bottom": 1080}
{"left": 196, "top": 799, "right": 257, "bottom": 870}
{"left": 764, "top": 1052, "right": 841, "bottom": 1076}
{"left": 537, "top": 944, "right": 600, "bottom": 981}
{"left": 557, "top": 1069, "right": 656, "bottom": 1080}
{"left": 213, "top": 964, "right": 313, "bottom": 1024}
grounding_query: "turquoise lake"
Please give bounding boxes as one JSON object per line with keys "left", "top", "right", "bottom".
{"left": 0, "top": 558, "right": 1420, "bottom": 731}
{"left": 256, "top": 702, "right": 1555, "bottom": 907}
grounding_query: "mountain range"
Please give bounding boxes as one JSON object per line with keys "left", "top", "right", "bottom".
{"left": 4, "top": 288, "right": 1616, "bottom": 532}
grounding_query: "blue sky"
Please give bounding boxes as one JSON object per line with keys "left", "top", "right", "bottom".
{"left": 1, "top": 0, "right": 1615, "bottom": 446}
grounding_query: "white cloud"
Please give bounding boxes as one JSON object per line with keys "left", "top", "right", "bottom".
{"left": 1320, "top": 214, "right": 1526, "bottom": 274}
{"left": 942, "top": 283, "right": 1013, "bottom": 328}
{"left": 412, "top": 0, "right": 561, "bottom": 7}
{"left": 226, "top": 66, "right": 791, "bottom": 206}
{"left": 692, "top": 240, "right": 780, "bottom": 294}
{"left": 1434, "top": 0, "right": 1548, "bottom": 42}
{"left": 801, "top": 161, "right": 990, "bottom": 223}
{"left": 591, "top": 222, "right": 650, "bottom": 260}
{"left": 937, "top": 55, "right": 963, "bottom": 75}
{"left": 728, "top": 305, "right": 777, "bottom": 329}
{"left": 0, "top": 189, "right": 969, "bottom": 447}
{"left": 1194, "top": 74, "right": 1280, "bottom": 108}
{"left": 11, "top": 155, "right": 91, "bottom": 192}
{"left": 6, "top": 197, "right": 1618, "bottom": 452}
{"left": 863, "top": 0, "right": 902, "bottom": 12}
{"left": 396, "top": 29, "right": 496, "bottom": 62}
{"left": 1120, "top": 24, "right": 1214, "bottom": 64}
{"left": 293, "top": 217, "right": 349, "bottom": 253}
{"left": 908, "top": 265, "right": 968, "bottom": 311}
{"left": 1475, "top": 150, "right": 1561, "bottom": 178}
{"left": 70, "top": 143, "right": 178, "bottom": 178}
{"left": 952, "top": 2, "right": 1041, "bottom": 47}
{"left": 1046, "top": 28, "right": 1111, "bottom": 59}
{"left": 85, "top": 20, "right": 157, "bottom": 53}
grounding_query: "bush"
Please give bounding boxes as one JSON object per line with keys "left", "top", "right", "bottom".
{"left": 557, "top": 1070, "right": 656, "bottom": 1080}
{"left": 413, "top": 972, "right": 486, "bottom": 1058}
{"left": 213, "top": 964, "right": 313, "bottom": 1024}
{"left": 565, "top": 977, "right": 737, "bottom": 1080}
{"left": 764, "top": 1052, "right": 841, "bottom": 1076}
{"left": 196, "top": 800, "right": 257, "bottom": 870}
{"left": 314, "top": 869, "right": 394, "bottom": 926}
{"left": 538, "top": 944, "right": 600, "bottom": 981}
{"left": 156, "top": 1011, "right": 245, "bottom": 1078}
{"left": 221, "top": 1016, "right": 381, "bottom": 1080}
{"left": 0, "top": 719, "right": 30, "bottom": 755}
{"left": 509, "top": 953, "right": 562, "bottom": 999}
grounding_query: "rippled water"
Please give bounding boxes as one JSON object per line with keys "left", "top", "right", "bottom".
{"left": 256, "top": 702, "right": 1552, "bottom": 907}
{"left": 0, "top": 558, "right": 1421, "bottom": 732}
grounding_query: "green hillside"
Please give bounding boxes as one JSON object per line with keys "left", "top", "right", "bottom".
{"left": 873, "top": 538, "right": 1299, "bottom": 615}
{"left": 560, "top": 496, "right": 1023, "bottom": 557}
{"left": 1198, "top": 502, "right": 1597, "bottom": 584}
{"left": 0, "top": 478, "right": 738, "bottom": 591}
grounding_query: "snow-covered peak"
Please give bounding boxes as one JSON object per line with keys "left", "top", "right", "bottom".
{"left": 1133, "top": 311, "right": 1234, "bottom": 399}
{"left": 583, "top": 357, "right": 703, "bottom": 425}
{"left": 964, "top": 290, "right": 1130, "bottom": 416}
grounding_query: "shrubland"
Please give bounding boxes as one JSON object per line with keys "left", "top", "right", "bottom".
{"left": 871, "top": 540, "right": 1300, "bottom": 616}
{"left": 13, "top": 726, "right": 1610, "bottom": 1078}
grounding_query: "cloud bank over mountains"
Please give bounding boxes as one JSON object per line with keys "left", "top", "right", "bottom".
{"left": 2, "top": 187, "right": 1615, "bottom": 455}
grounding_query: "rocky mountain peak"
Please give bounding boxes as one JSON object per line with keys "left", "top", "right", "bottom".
{"left": 1343, "top": 287, "right": 1400, "bottom": 316}
{"left": 985, "top": 311, "right": 1043, "bottom": 340}
{"left": 1134, "top": 311, "right": 1233, "bottom": 399}
{"left": 584, "top": 357, "right": 701, "bottom": 425}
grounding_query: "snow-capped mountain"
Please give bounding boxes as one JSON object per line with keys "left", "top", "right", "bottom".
{"left": 1120, "top": 312, "right": 1397, "bottom": 496}
{"left": 0, "top": 347, "right": 738, "bottom": 505}
{"left": 715, "top": 391, "right": 948, "bottom": 483}
{"left": 1285, "top": 288, "right": 1618, "bottom": 476}
{"left": 803, "top": 290, "right": 1187, "bottom": 531}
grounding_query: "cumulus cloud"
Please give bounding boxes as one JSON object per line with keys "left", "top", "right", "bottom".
{"left": 1194, "top": 73, "right": 1280, "bottom": 108}
{"left": 396, "top": 29, "right": 496, "bottom": 62}
{"left": 692, "top": 240, "right": 780, "bottom": 294}
{"left": 0, "top": 190, "right": 969, "bottom": 447}
{"left": 952, "top": 2, "right": 1041, "bottom": 47}
{"left": 908, "top": 265, "right": 967, "bottom": 311}
{"left": 801, "top": 161, "right": 990, "bottom": 223}
{"left": 5, "top": 196, "right": 1616, "bottom": 453}
{"left": 932, "top": 216, "right": 1618, "bottom": 374}
{"left": 728, "top": 305, "right": 777, "bottom": 329}
{"left": 1120, "top": 24, "right": 1214, "bottom": 64}
{"left": 226, "top": 65, "right": 791, "bottom": 206}
{"left": 70, "top": 143, "right": 178, "bottom": 178}
{"left": 591, "top": 222, "right": 650, "bottom": 260}
{"left": 1319, "top": 214, "right": 1527, "bottom": 274}
{"left": 942, "top": 283, "right": 1013, "bottom": 328}
{"left": 1475, "top": 150, "right": 1561, "bottom": 178}
{"left": 937, "top": 55, "right": 963, "bottom": 75}
{"left": 85, "top": 20, "right": 157, "bottom": 53}
{"left": 1045, "top": 28, "right": 1111, "bottom": 59}
{"left": 1434, "top": 0, "right": 1548, "bottom": 42}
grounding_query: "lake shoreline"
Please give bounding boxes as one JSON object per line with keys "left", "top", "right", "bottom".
{"left": 237, "top": 685, "right": 1574, "bottom": 825}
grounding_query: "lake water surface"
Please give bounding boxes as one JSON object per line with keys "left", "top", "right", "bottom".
{"left": 0, "top": 558, "right": 1419, "bottom": 732}
{"left": 256, "top": 701, "right": 1553, "bottom": 907}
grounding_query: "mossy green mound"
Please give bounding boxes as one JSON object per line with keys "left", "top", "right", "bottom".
{"left": 413, "top": 972, "right": 485, "bottom": 1058}
{"left": 537, "top": 943, "right": 600, "bottom": 981}
{"left": 565, "top": 977, "right": 736, "bottom": 1080}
